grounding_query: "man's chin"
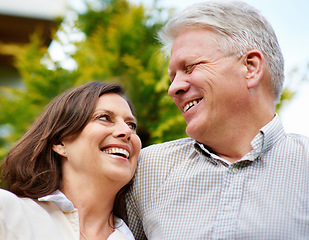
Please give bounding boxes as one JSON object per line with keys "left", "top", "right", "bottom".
{"left": 185, "top": 125, "right": 199, "bottom": 140}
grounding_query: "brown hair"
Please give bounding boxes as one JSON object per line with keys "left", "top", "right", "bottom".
{"left": 0, "top": 81, "right": 135, "bottom": 219}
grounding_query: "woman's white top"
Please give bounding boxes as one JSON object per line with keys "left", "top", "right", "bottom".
{"left": 0, "top": 189, "right": 135, "bottom": 240}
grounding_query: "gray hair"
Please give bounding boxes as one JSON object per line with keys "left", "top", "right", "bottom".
{"left": 158, "top": 0, "right": 285, "bottom": 104}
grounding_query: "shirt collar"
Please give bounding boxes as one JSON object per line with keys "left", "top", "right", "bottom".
{"left": 248, "top": 114, "right": 285, "bottom": 160}
{"left": 194, "top": 114, "right": 285, "bottom": 163}
{"left": 38, "top": 191, "right": 134, "bottom": 239}
{"left": 38, "top": 190, "right": 75, "bottom": 212}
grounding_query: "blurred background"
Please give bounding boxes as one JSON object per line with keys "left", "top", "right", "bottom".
{"left": 0, "top": 0, "right": 308, "bottom": 160}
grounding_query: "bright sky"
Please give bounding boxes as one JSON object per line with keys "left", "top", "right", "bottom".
{"left": 129, "top": 0, "right": 309, "bottom": 136}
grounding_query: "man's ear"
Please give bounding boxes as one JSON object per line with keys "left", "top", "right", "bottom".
{"left": 52, "top": 142, "right": 67, "bottom": 157}
{"left": 244, "top": 50, "right": 264, "bottom": 89}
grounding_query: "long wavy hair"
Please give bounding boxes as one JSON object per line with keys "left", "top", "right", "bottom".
{"left": 0, "top": 81, "right": 135, "bottom": 220}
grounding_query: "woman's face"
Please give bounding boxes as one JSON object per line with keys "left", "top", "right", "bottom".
{"left": 56, "top": 93, "right": 141, "bottom": 186}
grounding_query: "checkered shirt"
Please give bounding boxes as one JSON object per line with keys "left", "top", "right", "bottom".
{"left": 126, "top": 115, "right": 309, "bottom": 239}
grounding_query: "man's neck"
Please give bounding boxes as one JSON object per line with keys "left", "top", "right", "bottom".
{"left": 203, "top": 114, "right": 275, "bottom": 163}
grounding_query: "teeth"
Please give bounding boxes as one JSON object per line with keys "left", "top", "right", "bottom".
{"left": 184, "top": 100, "right": 199, "bottom": 113}
{"left": 103, "top": 148, "right": 130, "bottom": 159}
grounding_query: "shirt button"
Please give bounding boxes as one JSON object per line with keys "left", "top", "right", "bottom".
{"left": 232, "top": 168, "right": 239, "bottom": 173}
{"left": 225, "top": 205, "right": 232, "bottom": 211}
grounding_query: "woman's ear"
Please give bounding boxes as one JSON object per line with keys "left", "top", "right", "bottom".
{"left": 52, "top": 143, "right": 67, "bottom": 157}
{"left": 244, "top": 50, "right": 264, "bottom": 89}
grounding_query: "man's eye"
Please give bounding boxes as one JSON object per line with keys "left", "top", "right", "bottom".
{"left": 128, "top": 122, "right": 137, "bottom": 131}
{"left": 184, "top": 64, "right": 195, "bottom": 74}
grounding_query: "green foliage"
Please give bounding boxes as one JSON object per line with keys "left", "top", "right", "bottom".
{"left": 0, "top": 34, "right": 81, "bottom": 159}
{"left": 276, "top": 64, "right": 309, "bottom": 112}
{"left": 275, "top": 87, "right": 295, "bottom": 112}
{"left": 71, "top": 0, "right": 187, "bottom": 146}
{"left": 0, "top": 0, "right": 186, "bottom": 160}
{"left": 1, "top": 0, "right": 304, "bottom": 161}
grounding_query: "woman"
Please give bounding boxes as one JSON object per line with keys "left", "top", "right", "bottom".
{"left": 0, "top": 81, "right": 141, "bottom": 240}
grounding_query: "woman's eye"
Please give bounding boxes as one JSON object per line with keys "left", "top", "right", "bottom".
{"left": 98, "top": 115, "right": 110, "bottom": 122}
{"left": 128, "top": 122, "right": 137, "bottom": 131}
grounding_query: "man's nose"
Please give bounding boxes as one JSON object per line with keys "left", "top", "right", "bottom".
{"left": 168, "top": 73, "right": 190, "bottom": 98}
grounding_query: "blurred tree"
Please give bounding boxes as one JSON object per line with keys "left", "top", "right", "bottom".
{"left": 0, "top": 0, "right": 186, "bottom": 160}
{"left": 275, "top": 64, "right": 309, "bottom": 112}
{"left": 71, "top": 0, "right": 186, "bottom": 146}
{"left": 0, "top": 0, "right": 303, "bottom": 161}
{"left": 0, "top": 34, "right": 80, "bottom": 159}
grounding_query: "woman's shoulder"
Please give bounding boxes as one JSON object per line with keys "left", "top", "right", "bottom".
{"left": 0, "top": 189, "right": 74, "bottom": 239}
{"left": 0, "top": 189, "right": 38, "bottom": 217}
{"left": 0, "top": 188, "right": 17, "bottom": 198}
{"left": 0, "top": 189, "right": 61, "bottom": 220}
{"left": 0, "top": 188, "right": 24, "bottom": 205}
{"left": 0, "top": 188, "right": 39, "bottom": 206}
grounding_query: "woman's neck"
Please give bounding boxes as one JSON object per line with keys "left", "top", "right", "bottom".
{"left": 61, "top": 179, "right": 119, "bottom": 239}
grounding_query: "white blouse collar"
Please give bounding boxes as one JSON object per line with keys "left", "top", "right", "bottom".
{"left": 38, "top": 190, "right": 135, "bottom": 239}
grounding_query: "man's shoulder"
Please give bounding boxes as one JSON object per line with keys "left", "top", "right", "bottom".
{"left": 284, "top": 132, "right": 309, "bottom": 145}
{"left": 141, "top": 137, "right": 195, "bottom": 153}
{"left": 131, "top": 138, "right": 197, "bottom": 203}
{"left": 286, "top": 132, "right": 309, "bottom": 139}
{"left": 138, "top": 137, "right": 196, "bottom": 166}
{"left": 276, "top": 133, "right": 309, "bottom": 158}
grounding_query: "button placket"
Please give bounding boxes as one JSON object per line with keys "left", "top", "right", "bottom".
{"left": 212, "top": 166, "right": 245, "bottom": 238}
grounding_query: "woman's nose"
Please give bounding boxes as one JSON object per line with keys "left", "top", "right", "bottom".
{"left": 113, "top": 122, "right": 132, "bottom": 140}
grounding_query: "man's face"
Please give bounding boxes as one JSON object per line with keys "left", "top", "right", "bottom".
{"left": 168, "top": 28, "right": 249, "bottom": 144}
